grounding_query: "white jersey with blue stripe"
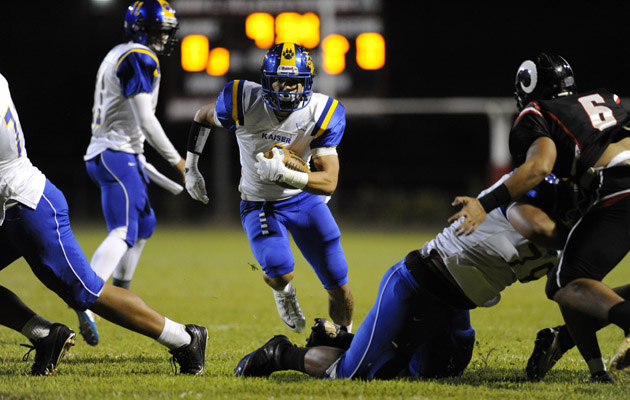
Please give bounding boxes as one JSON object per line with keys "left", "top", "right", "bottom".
{"left": 214, "top": 80, "right": 346, "bottom": 201}
{"left": 0, "top": 73, "right": 46, "bottom": 224}
{"left": 421, "top": 174, "right": 559, "bottom": 307}
{"left": 84, "top": 42, "right": 161, "bottom": 161}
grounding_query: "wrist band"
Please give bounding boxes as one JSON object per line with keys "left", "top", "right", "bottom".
{"left": 187, "top": 121, "right": 212, "bottom": 155}
{"left": 280, "top": 169, "right": 308, "bottom": 189}
{"left": 478, "top": 183, "right": 511, "bottom": 213}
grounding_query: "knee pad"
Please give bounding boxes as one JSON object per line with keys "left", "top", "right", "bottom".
{"left": 259, "top": 248, "right": 294, "bottom": 278}
{"left": 109, "top": 226, "right": 128, "bottom": 242}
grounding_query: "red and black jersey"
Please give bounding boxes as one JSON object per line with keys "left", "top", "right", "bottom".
{"left": 509, "top": 89, "right": 629, "bottom": 179}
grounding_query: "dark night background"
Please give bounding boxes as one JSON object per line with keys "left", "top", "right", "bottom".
{"left": 2, "top": 1, "right": 629, "bottom": 228}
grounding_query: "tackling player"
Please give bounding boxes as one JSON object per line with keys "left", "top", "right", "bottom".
{"left": 449, "top": 53, "right": 630, "bottom": 383}
{"left": 0, "top": 72, "right": 206, "bottom": 376}
{"left": 233, "top": 172, "right": 569, "bottom": 380}
{"left": 76, "top": 0, "right": 185, "bottom": 346}
{"left": 184, "top": 43, "right": 354, "bottom": 334}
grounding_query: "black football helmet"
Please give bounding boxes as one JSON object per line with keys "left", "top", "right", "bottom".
{"left": 514, "top": 53, "right": 577, "bottom": 110}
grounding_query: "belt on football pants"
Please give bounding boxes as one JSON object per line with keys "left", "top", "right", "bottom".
{"left": 404, "top": 250, "right": 476, "bottom": 310}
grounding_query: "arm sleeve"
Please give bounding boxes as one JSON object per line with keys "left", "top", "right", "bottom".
{"left": 214, "top": 80, "right": 244, "bottom": 131}
{"left": 311, "top": 98, "right": 346, "bottom": 149}
{"left": 116, "top": 50, "right": 159, "bottom": 98}
{"left": 129, "top": 92, "right": 181, "bottom": 164}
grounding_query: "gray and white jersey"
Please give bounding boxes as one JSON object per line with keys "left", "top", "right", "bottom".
{"left": 421, "top": 175, "right": 559, "bottom": 307}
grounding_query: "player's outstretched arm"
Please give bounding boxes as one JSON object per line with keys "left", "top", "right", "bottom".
{"left": 450, "top": 137, "right": 557, "bottom": 236}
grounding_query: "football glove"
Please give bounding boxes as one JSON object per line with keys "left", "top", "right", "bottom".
{"left": 184, "top": 151, "right": 209, "bottom": 204}
{"left": 255, "top": 147, "right": 308, "bottom": 189}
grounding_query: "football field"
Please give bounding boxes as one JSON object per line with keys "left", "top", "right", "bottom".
{"left": 1, "top": 225, "right": 629, "bottom": 399}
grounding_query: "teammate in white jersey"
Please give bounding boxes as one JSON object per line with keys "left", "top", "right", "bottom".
{"left": 184, "top": 43, "right": 353, "bottom": 333}
{"left": 0, "top": 72, "right": 206, "bottom": 376}
{"left": 234, "top": 173, "right": 569, "bottom": 380}
{"left": 77, "top": 0, "right": 185, "bottom": 346}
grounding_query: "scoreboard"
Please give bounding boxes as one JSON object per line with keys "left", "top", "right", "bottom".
{"left": 166, "top": 0, "right": 386, "bottom": 120}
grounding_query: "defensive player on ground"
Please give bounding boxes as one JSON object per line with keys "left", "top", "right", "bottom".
{"left": 184, "top": 43, "right": 354, "bottom": 333}
{"left": 234, "top": 173, "right": 569, "bottom": 380}
{"left": 0, "top": 73, "right": 206, "bottom": 376}
{"left": 76, "top": 0, "right": 186, "bottom": 346}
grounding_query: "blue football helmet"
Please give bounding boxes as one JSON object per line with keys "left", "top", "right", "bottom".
{"left": 514, "top": 53, "right": 577, "bottom": 111}
{"left": 261, "top": 43, "right": 315, "bottom": 112}
{"left": 124, "top": 0, "right": 179, "bottom": 56}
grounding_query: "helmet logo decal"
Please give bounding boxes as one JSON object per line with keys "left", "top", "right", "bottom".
{"left": 131, "top": 1, "right": 143, "bottom": 16}
{"left": 305, "top": 52, "right": 314, "bottom": 74}
{"left": 278, "top": 43, "right": 298, "bottom": 71}
{"left": 518, "top": 60, "right": 537, "bottom": 94}
{"left": 157, "top": 0, "right": 176, "bottom": 18}
{"left": 282, "top": 48, "right": 295, "bottom": 60}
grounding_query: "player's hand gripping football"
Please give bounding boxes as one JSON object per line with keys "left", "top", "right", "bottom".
{"left": 255, "top": 147, "right": 287, "bottom": 182}
{"left": 184, "top": 151, "right": 209, "bottom": 204}
{"left": 448, "top": 196, "right": 487, "bottom": 236}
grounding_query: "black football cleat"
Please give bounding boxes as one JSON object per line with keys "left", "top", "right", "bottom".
{"left": 22, "top": 323, "right": 76, "bottom": 376}
{"left": 234, "top": 335, "right": 292, "bottom": 377}
{"left": 591, "top": 370, "right": 617, "bottom": 384}
{"left": 169, "top": 324, "right": 208, "bottom": 375}
{"left": 526, "top": 326, "right": 567, "bottom": 381}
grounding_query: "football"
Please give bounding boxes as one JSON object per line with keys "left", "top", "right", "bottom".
{"left": 264, "top": 146, "right": 309, "bottom": 188}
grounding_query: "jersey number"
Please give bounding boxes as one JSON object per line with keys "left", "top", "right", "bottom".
{"left": 93, "top": 75, "right": 105, "bottom": 126}
{"left": 507, "top": 243, "right": 555, "bottom": 283}
{"left": 578, "top": 94, "right": 617, "bottom": 131}
{"left": 4, "top": 106, "right": 23, "bottom": 158}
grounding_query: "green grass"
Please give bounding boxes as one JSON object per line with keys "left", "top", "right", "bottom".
{"left": 1, "top": 225, "right": 629, "bottom": 399}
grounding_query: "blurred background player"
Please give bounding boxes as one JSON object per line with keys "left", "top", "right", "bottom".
{"left": 184, "top": 43, "right": 354, "bottom": 333}
{"left": 449, "top": 53, "right": 630, "bottom": 383}
{"left": 76, "top": 0, "right": 186, "bottom": 346}
{"left": 234, "top": 173, "right": 569, "bottom": 380}
{"left": 0, "top": 72, "right": 206, "bottom": 376}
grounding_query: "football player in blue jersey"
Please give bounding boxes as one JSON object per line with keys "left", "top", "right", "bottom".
{"left": 184, "top": 43, "right": 354, "bottom": 334}
{"left": 0, "top": 72, "right": 206, "bottom": 376}
{"left": 450, "top": 53, "right": 630, "bottom": 383}
{"left": 232, "top": 172, "right": 571, "bottom": 380}
{"left": 76, "top": 0, "right": 186, "bottom": 346}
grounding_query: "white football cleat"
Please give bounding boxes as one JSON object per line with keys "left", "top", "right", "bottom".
{"left": 273, "top": 283, "right": 306, "bottom": 333}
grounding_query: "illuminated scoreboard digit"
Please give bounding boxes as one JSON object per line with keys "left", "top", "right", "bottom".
{"left": 180, "top": 12, "right": 383, "bottom": 75}
{"left": 167, "top": 0, "right": 385, "bottom": 120}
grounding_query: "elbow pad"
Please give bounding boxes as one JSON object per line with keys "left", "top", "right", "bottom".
{"left": 187, "top": 121, "right": 212, "bottom": 155}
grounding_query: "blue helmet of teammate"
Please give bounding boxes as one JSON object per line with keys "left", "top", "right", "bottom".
{"left": 124, "top": 0, "right": 179, "bottom": 56}
{"left": 514, "top": 53, "right": 577, "bottom": 111}
{"left": 261, "top": 43, "right": 315, "bottom": 112}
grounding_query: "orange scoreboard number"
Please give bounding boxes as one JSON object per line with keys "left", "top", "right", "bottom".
{"left": 180, "top": 13, "right": 385, "bottom": 76}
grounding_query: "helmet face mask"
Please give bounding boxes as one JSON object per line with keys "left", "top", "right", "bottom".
{"left": 261, "top": 43, "right": 315, "bottom": 112}
{"left": 125, "top": 0, "right": 179, "bottom": 56}
{"left": 514, "top": 53, "right": 577, "bottom": 110}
